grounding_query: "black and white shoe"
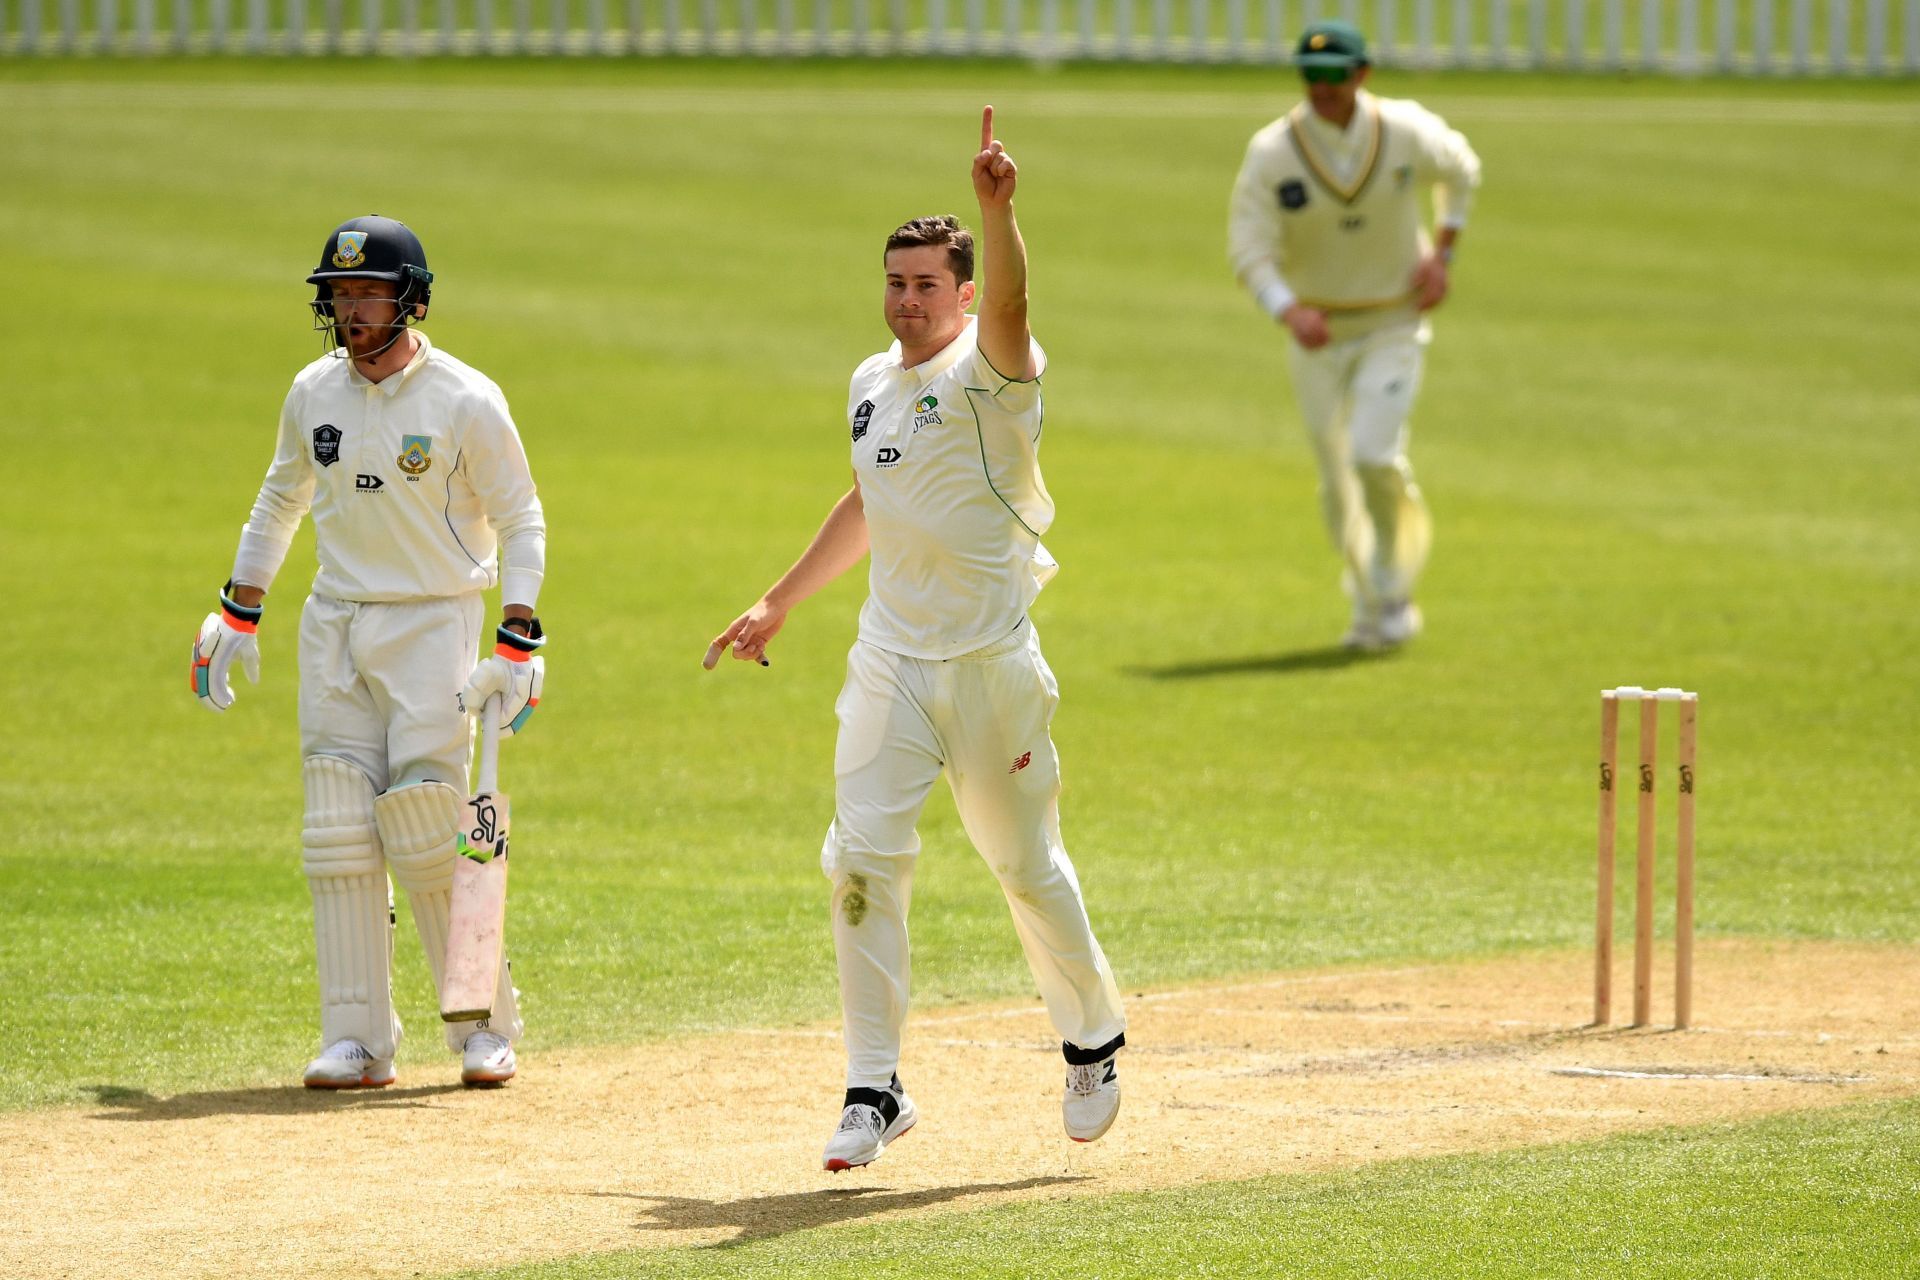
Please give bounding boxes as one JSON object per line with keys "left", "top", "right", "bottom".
{"left": 1063, "top": 1034, "right": 1124, "bottom": 1143}
{"left": 822, "top": 1074, "right": 917, "bottom": 1171}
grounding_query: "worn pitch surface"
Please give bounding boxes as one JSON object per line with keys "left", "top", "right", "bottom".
{"left": 7, "top": 939, "right": 1916, "bottom": 1279}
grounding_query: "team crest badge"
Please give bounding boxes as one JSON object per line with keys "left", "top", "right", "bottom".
{"left": 1278, "top": 179, "right": 1308, "bottom": 211}
{"left": 312, "top": 424, "right": 341, "bottom": 467}
{"left": 1309, "top": 33, "right": 1328, "bottom": 49}
{"left": 852, "top": 399, "right": 875, "bottom": 442}
{"left": 397, "top": 435, "right": 432, "bottom": 476}
{"left": 912, "top": 394, "right": 942, "bottom": 432}
{"left": 331, "top": 231, "right": 368, "bottom": 269}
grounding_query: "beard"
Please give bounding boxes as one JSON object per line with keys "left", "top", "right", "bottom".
{"left": 342, "top": 316, "right": 405, "bottom": 362}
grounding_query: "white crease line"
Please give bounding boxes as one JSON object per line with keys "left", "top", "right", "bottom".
{"left": 911, "top": 965, "right": 1447, "bottom": 1028}
{"left": 1552, "top": 1066, "right": 1875, "bottom": 1084}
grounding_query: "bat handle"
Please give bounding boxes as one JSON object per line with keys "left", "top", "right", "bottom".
{"left": 476, "top": 694, "right": 502, "bottom": 795}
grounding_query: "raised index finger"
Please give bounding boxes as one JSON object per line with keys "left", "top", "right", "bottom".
{"left": 980, "top": 105, "right": 994, "bottom": 152}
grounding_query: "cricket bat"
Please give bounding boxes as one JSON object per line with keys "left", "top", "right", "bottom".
{"left": 442, "top": 695, "right": 510, "bottom": 1022}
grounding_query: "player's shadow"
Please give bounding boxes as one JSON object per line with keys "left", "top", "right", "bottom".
{"left": 84, "top": 1082, "right": 466, "bottom": 1121}
{"left": 596, "top": 1175, "right": 1088, "bottom": 1247}
{"left": 1126, "top": 644, "right": 1395, "bottom": 680}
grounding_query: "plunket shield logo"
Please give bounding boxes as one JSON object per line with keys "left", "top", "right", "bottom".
{"left": 331, "top": 231, "right": 368, "bottom": 269}
{"left": 397, "top": 435, "right": 432, "bottom": 477}
{"left": 312, "top": 424, "right": 342, "bottom": 467}
{"left": 852, "top": 399, "right": 875, "bottom": 442}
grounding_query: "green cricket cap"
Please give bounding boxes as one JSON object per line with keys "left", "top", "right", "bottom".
{"left": 1295, "top": 20, "right": 1369, "bottom": 68}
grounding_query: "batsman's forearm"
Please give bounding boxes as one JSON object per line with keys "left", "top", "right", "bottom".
{"left": 765, "top": 490, "right": 869, "bottom": 611}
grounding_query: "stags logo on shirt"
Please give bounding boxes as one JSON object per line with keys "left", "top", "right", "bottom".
{"left": 913, "top": 394, "right": 942, "bottom": 433}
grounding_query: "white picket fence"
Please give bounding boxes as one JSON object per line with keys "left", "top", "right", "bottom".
{"left": 2, "top": 0, "right": 1915, "bottom": 73}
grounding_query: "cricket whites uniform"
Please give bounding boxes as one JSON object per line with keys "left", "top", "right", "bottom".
{"left": 233, "top": 333, "right": 545, "bottom": 1059}
{"left": 822, "top": 315, "right": 1127, "bottom": 1088}
{"left": 1229, "top": 89, "right": 1480, "bottom": 622}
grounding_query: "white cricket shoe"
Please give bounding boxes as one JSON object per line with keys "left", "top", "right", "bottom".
{"left": 461, "top": 1030, "right": 516, "bottom": 1086}
{"left": 1063, "top": 1042, "right": 1123, "bottom": 1143}
{"left": 1341, "top": 600, "right": 1384, "bottom": 652}
{"left": 1377, "top": 600, "right": 1424, "bottom": 647}
{"left": 303, "top": 1039, "right": 395, "bottom": 1090}
{"left": 822, "top": 1075, "right": 917, "bottom": 1172}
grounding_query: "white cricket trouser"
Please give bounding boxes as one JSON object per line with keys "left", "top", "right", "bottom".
{"left": 820, "top": 620, "right": 1127, "bottom": 1089}
{"left": 299, "top": 591, "right": 482, "bottom": 790}
{"left": 1286, "top": 323, "right": 1435, "bottom": 611}
{"left": 298, "top": 591, "right": 522, "bottom": 1055}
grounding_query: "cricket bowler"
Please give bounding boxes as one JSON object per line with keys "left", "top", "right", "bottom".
{"left": 710, "top": 109, "right": 1128, "bottom": 1171}
{"left": 191, "top": 215, "right": 547, "bottom": 1088}
{"left": 1228, "top": 21, "right": 1482, "bottom": 649}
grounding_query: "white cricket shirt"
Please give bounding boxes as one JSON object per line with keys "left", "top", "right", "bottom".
{"left": 850, "top": 316, "right": 1055, "bottom": 661}
{"left": 232, "top": 333, "right": 546, "bottom": 606}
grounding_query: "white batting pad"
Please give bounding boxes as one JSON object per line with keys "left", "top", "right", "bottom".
{"left": 301, "top": 756, "right": 399, "bottom": 1060}
{"left": 375, "top": 781, "right": 521, "bottom": 1049}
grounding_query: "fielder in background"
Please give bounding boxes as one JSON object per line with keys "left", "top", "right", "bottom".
{"left": 709, "top": 108, "right": 1129, "bottom": 1172}
{"left": 1228, "top": 21, "right": 1482, "bottom": 650}
{"left": 191, "top": 215, "right": 547, "bottom": 1089}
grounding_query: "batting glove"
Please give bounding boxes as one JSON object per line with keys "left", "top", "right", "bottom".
{"left": 190, "top": 583, "right": 263, "bottom": 712}
{"left": 460, "top": 619, "right": 545, "bottom": 736}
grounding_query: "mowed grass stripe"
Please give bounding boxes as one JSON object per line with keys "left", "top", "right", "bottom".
{"left": 452, "top": 1097, "right": 1920, "bottom": 1279}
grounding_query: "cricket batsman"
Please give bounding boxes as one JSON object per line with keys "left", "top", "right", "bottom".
{"left": 1228, "top": 21, "right": 1481, "bottom": 649}
{"left": 191, "top": 215, "right": 547, "bottom": 1089}
{"left": 710, "top": 109, "right": 1128, "bottom": 1171}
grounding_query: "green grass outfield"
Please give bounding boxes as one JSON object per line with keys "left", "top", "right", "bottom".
{"left": 3, "top": 58, "right": 1917, "bottom": 1276}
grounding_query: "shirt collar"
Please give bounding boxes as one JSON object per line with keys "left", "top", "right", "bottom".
{"left": 887, "top": 314, "right": 977, "bottom": 387}
{"left": 1302, "top": 90, "right": 1375, "bottom": 143}
{"left": 346, "top": 330, "right": 434, "bottom": 397}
